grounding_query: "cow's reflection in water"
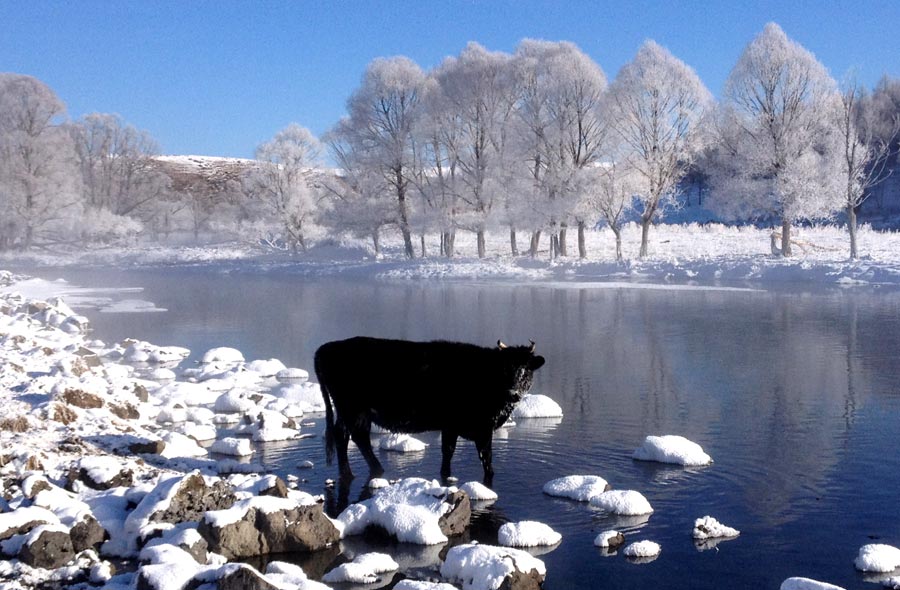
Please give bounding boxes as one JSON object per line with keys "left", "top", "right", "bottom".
{"left": 314, "top": 337, "right": 545, "bottom": 486}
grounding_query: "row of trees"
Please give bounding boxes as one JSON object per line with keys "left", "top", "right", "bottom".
{"left": 2, "top": 23, "right": 899, "bottom": 259}
{"left": 317, "top": 23, "right": 899, "bottom": 260}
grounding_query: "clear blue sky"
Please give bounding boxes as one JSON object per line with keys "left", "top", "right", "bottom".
{"left": 2, "top": 0, "right": 898, "bottom": 159}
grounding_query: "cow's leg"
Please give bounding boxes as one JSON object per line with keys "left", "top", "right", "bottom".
{"left": 474, "top": 433, "right": 494, "bottom": 487}
{"left": 333, "top": 418, "right": 353, "bottom": 479}
{"left": 441, "top": 430, "right": 458, "bottom": 481}
{"left": 349, "top": 418, "right": 384, "bottom": 478}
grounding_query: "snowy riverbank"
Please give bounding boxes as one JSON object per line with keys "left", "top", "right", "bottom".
{"left": 4, "top": 223, "right": 900, "bottom": 289}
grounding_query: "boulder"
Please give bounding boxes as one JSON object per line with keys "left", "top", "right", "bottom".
{"left": 19, "top": 527, "right": 75, "bottom": 569}
{"left": 70, "top": 514, "right": 109, "bottom": 552}
{"left": 185, "top": 564, "right": 280, "bottom": 590}
{"left": 149, "top": 473, "right": 237, "bottom": 525}
{"left": 129, "top": 439, "right": 167, "bottom": 455}
{"left": 199, "top": 500, "right": 339, "bottom": 559}
{"left": 60, "top": 388, "right": 104, "bottom": 409}
{"left": 258, "top": 477, "right": 289, "bottom": 499}
{"left": 438, "top": 489, "right": 471, "bottom": 538}
{"left": 0, "top": 506, "right": 59, "bottom": 542}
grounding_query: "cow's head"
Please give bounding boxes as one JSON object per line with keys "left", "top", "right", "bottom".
{"left": 497, "top": 340, "right": 545, "bottom": 398}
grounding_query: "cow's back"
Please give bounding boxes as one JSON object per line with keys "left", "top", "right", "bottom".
{"left": 315, "top": 337, "right": 504, "bottom": 433}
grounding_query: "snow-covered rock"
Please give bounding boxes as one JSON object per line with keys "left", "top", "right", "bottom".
{"left": 201, "top": 347, "right": 244, "bottom": 364}
{"left": 440, "top": 543, "right": 546, "bottom": 590}
{"left": 589, "top": 490, "right": 654, "bottom": 515}
{"left": 377, "top": 433, "right": 428, "bottom": 452}
{"left": 855, "top": 544, "right": 900, "bottom": 573}
{"left": 594, "top": 530, "right": 625, "bottom": 548}
{"left": 510, "top": 394, "right": 563, "bottom": 418}
{"left": 543, "top": 475, "right": 609, "bottom": 501}
{"left": 623, "top": 540, "right": 661, "bottom": 558}
{"left": 497, "top": 520, "right": 561, "bottom": 547}
{"left": 781, "top": 577, "right": 847, "bottom": 590}
{"left": 335, "top": 478, "right": 470, "bottom": 545}
{"left": 322, "top": 552, "right": 399, "bottom": 584}
{"left": 692, "top": 516, "right": 740, "bottom": 539}
{"left": 460, "top": 481, "right": 498, "bottom": 501}
{"left": 210, "top": 437, "right": 253, "bottom": 457}
{"left": 632, "top": 435, "right": 712, "bottom": 466}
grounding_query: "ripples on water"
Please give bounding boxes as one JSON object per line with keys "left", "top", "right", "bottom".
{"left": 22, "top": 267, "right": 900, "bottom": 589}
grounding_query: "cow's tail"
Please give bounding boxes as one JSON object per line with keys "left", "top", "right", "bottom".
{"left": 314, "top": 349, "right": 336, "bottom": 466}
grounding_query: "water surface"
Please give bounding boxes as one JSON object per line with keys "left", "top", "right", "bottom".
{"left": 19, "top": 266, "right": 900, "bottom": 589}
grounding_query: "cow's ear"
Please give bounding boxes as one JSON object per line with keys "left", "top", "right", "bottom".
{"left": 528, "top": 355, "right": 545, "bottom": 371}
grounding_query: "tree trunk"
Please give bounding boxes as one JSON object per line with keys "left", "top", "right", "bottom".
{"left": 372, "top": 228, "right": 381, "bottom": 257}
{"left": 613, "top": 226, "right": 623, "bottom": 262}
{"left": 510, "top": 227, "right": 518, "bottom": 256}
{"left": 477, "top": 229, "right": 486, "bottom": 258}
{"left": 396, "top": 174, "right": 415, "bottom": 259}
{"left": 848, "top": 205, "right": 858, "bottom": 260}
{"left": 639, "top": 216, "right": 651, "bottom": 258}
{"left": 577, "top": 220, "right": 586, "bottom": 259}
{"left": 559, "top": 224, "right": 568, "bottom": 257}
{"left": 530, "top": 231, "right": 541, "bottom": 258}
{"left": 549, "top": 233, "right": 559, "bottom": 260}
{"left": 781, "top": 218, "right": 792, "bottom": 257}
{"left": 420, "top": 234, "right": 427, "bottom": 258}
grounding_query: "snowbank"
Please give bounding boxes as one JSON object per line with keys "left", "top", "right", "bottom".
{"left": 632, "top": 435, "right": 712, "bottom": 466}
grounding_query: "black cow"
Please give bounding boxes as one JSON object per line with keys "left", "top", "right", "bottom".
{"left": 314, "top": 337, "right": 546, "bottom": 485}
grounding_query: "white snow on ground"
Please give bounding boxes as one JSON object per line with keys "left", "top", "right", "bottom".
{"left": 781, "top": 577, "right": 847, "bottom": 590}
{"left": 855, "top": 544, "right": 900, "bottom": 573}
{"left": 693, "top": 516, "right": 740, "bottom": 539}
{"left": 589, "top": 490, "right": 654, "bottom": 515}
{"left": 440, "top": 543, "right": 546, "bottom": 590}
{"left": 209, "top": 437, "right": 253, "bottom": 457}
{"left": 633, "top": 435, "right": 713, "bottom": 466}
{"left": 510, "top": 394, "right": 563, "bottom": 419}
{"left": 542, "top": 475, "right": 610, "bottom": 501}
{"left": 322, "top": 552, "right": 399, "bottom": 584}
{"left": 334, "top": 478, "right": 460, "bottom": 545}
{"left": 498, "top": 521, "right": 561, "bottom": 547}
{"left": 8, "top": 223, "right": 900, "bottom": 288}
{"left": 622, "top": 540, "right": 661, "bottom": 558}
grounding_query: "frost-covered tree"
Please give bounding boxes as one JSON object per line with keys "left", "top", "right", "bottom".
{"left": 0, "top": 74, "right": 80, "bottom": 249}
{"left": 576, "top": 161, "right": 638, "bottom": 261}
{"left": 328, "top": 57, "right": 426, "bottom": 258}
{"left": 69, "top": 113, "right": 169, "bottom": 240}
{"left": 428, "top": 42, "right": 518, "bottom": 258}
{"left": 834, "top": 76, "right": 899, "bottom": 259}
{"left": 711, "top": 23, "right": 840, "bottom": 256}
{"left": 513, "top": 40, "right": 609, "bottom": 258}
{"left": 607, "top": 41, "right": 711, "bottom": 258}
{"left": 245, "top": 124, "right": 322, "bottom": 253}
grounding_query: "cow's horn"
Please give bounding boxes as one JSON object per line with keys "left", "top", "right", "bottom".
{"left": 529, "top": 340, "right": 536, "bottom": 353}
{"left": 498, "top": 340, "right": 508, "bottom": 349}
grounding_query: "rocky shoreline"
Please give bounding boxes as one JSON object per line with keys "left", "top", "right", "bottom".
{"left": 0, "top": 270, "right": 544, "bottom": 590}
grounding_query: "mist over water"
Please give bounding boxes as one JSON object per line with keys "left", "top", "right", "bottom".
{"left": 25, "top": 266, "right": 900, "bottom": 589}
